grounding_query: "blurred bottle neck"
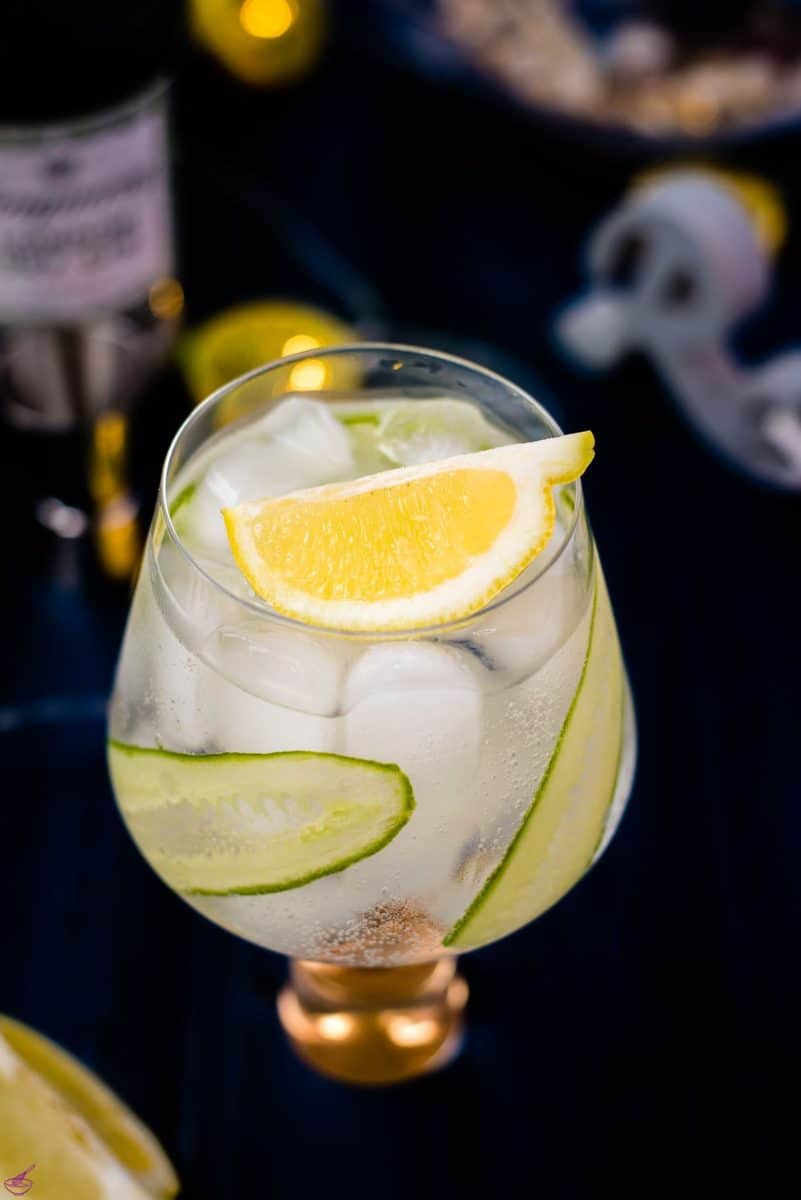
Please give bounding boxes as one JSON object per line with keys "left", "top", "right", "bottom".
{"left": 0, "top": 1, "right": 186, "bottom": 123}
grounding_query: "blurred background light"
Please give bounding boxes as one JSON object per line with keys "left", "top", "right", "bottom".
{"left": 191, "top": 0, "right": 325, "bottom": 87}
{"left": 239, "top": 0, "right": 296, "bottom": 41}
{"left": 282, "top": 333, "right": 321, "bottom": 355}
{"left": 179, "top": 300, "right": 356, "bottom": 405}
{"left": 287, "top": 358, "right": 328, "bottom": 390}
{"left": 148, "top": 277, "right": 186, "bottom": 323}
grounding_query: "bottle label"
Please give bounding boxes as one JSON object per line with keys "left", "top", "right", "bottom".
{"left": 0, "top": 86, "right": 173, "bottom": 322}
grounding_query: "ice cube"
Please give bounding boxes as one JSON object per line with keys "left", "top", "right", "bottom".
{"left": 198, "top": 616, "right": 347, "bottom": 754}
{"left": 200, "top": 623, "right": 350, "bottom": 718}
{"left": 376, "top": 398, "right": 509, "bottom": 466}
{"left": 156, "top": 538, "right": 237, "bottom": 650}
{"left": 176, "top": 397, "right": 354, "bottom": 561}
{"left": 340, "top": 641, "right": 485, "bottom": 925}
{"left": 257, "top": 394, "right": 354, "bottom": 476}
{"left": 110, "top": 545, "right": 222, "bottom": 752}
{"left": 178, "top": 442, "right": 304, "bottom": 560}
{"left": 461, "top": 563, "right": 585, "bottom": 686}
{"left": 206, "top": 673, "right": 338, "bottom": 755}
{"left": 342, "top": 640, "right": 482, "bottom": 711}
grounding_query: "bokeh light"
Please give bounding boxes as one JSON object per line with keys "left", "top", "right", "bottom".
{"left": 281, "top": 332, "right": 321, "bottom": 356}
{"left": 180, "top": 300, "right": 356, "bottom": 408}
{"left": 148, "top": 277, "right": 185, "bottom": 321}
{"left": 190, "top": 0, "right": 325, "bottom": 88}
{"left": 239, "top": 0, "right": 296, "bottom": 41}
{"left": 287, "top": 358, "right": 327, "bottom": 390}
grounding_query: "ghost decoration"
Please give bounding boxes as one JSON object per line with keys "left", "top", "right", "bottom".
{"left": 556, "top": 169, "right": 801, "bottom": 490}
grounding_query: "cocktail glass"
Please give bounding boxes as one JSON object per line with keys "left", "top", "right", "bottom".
{"left": 107, "top": 344, "right": 636, "bottom": 1084}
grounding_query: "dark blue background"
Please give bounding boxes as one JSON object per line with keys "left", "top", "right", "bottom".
{"left": 2, "top": 10, "right": 800, "bottom": 1197}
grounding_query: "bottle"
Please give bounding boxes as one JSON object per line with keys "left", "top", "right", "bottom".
{"left": 0, "top": 1, "right": 185, "bottom": 581}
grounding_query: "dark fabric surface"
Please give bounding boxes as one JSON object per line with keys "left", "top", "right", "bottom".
{"left": 2, "top": 16, "right": 800, "bottom": 1198}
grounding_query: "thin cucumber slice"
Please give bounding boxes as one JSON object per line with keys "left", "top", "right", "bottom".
{"left": 444, "top": 567, "right": 625, "bottom": 950}
{"left": 169, "top": 481, "right": 197, "bottom": 538}
{"left": 337, "top": 411, "right": 383, "bottom": 427}
{"left": 169, "top": 481, "right": 197, "bottom": 519}
{"left": 108, "top": 743, "right": 414, "bottom": 896}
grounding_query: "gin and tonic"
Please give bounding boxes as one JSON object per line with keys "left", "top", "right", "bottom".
{"left": 108, "top": 345, "right": 635, "bottom": 1082}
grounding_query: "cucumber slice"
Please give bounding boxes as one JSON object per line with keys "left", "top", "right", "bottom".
{"left": 169, "top": 481, "right": 197, "bottom": 539}
{"left": 336, "top": 410, "right": 382, "bottom": 427}
{"left": 108, "top": 743, "right": 414, "bottom": 896}
{"left": 169, "top": 481, "right": 196, "bottom": 520}
{"left": 444, "top": 567, "right": 625, "bottom": 950}
{"left": 329, "top": 399, "right": 395, "bottom": 425}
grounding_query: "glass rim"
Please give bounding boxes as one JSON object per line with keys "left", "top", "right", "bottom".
{"left": 0, "top": 77, "right": 170, "bottom": 144}
{"left": 158, "top": 342, "right": 585, "bottom": 639}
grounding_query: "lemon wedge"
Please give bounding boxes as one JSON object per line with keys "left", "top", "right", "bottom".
{"left": 224, "top": 432, "right": 594, "bottom": 631}
{"left": 0, "top": 1019, "right": 178, "bottom": 1199}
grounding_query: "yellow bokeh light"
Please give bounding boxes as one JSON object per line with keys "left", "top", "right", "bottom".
{"left": 240, "top": 0, "right": 295, "bottom": 40}
{"left": 281, "top": 332, "right": 321, "bottom": 356}
{"left": 96, "top": 496, "right": 142, "bottom": 583}
{"left": 148, "top": 277, "right": 185, "bottom": 321}
{"left": 288, "top": 359, "right": 327, "bottom": 391}
{"left": 92, "top": 411, "right": 126, "bottom": 463}
{"left": 90, "top": 411, "right": 128, "bottom": 507}
{"left": 191, "top": 0, "right": 324, "bottom": 86}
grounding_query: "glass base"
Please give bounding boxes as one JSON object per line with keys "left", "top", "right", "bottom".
{"left": 277, "top": 958, "right": 468, "bottom": 1086}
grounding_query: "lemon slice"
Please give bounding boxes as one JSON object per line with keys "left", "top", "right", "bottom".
{"left": 0, "top": 1017, "right": 178, "bottom": 1198}
{"left": 0, "top": 1023, "right": 177, "bottom": 1200}
{"left": 108, "top": 744, "right": 414, "bottom": 896}
{"left": 224, "top": 432, "right": 594, "bottom": 631}
{"left": 443, "top": 567, "right": 625, "bottom": 950}
{"left": 178, "top": 300, "right": 355, "bottom": 409}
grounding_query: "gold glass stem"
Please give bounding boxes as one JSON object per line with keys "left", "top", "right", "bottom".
{"left": 277, "top": 958, "right": 468, "bottom": 1086}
